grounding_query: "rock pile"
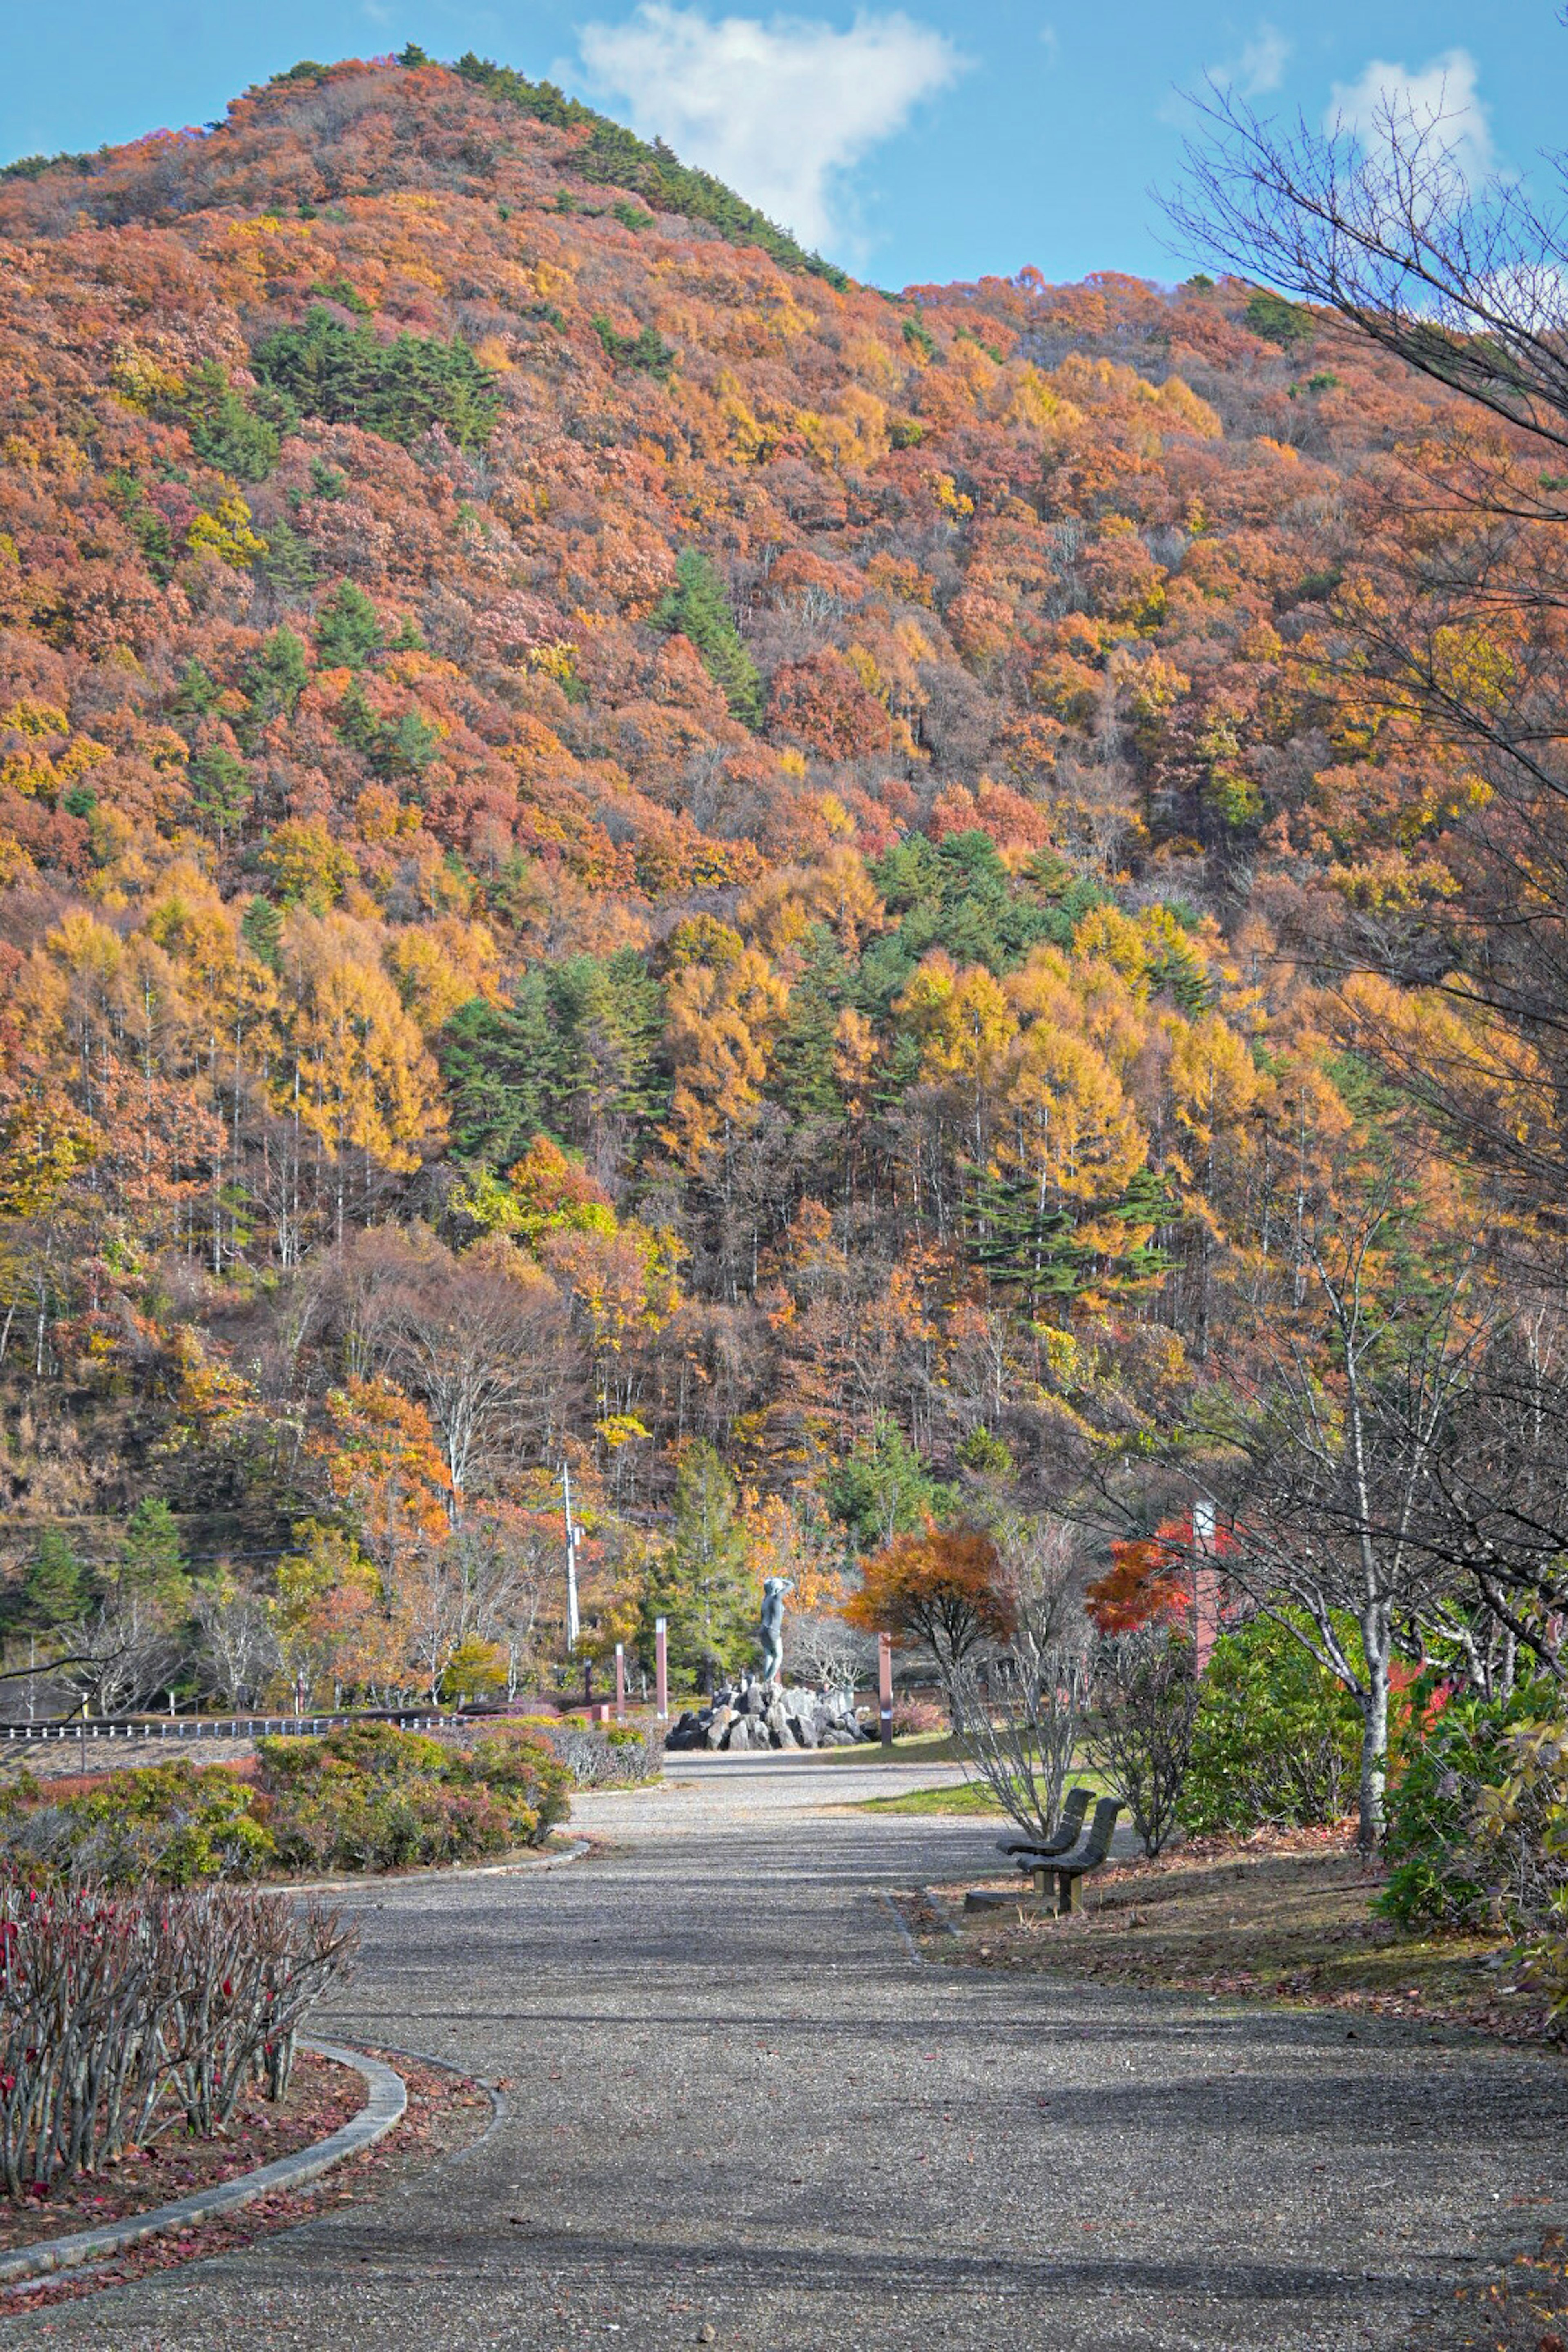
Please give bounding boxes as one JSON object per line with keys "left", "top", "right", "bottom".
{"left": 664, "top": 1677, "right": 870, "bottom": 1753}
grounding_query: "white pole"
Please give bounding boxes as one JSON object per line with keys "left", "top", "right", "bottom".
{"left": 562, "top": 1459, "right": 581, "bottom": 1651}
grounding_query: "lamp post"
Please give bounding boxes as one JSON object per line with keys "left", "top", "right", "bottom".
{"left": 561, "top": 1459, "right": 581, "bottom": 1652}
{"left": 878, "top": 1632, "right": 894, "bottom": 1748}
{"left": 655, "top": 1616, "right": 668, "bottom": 1725}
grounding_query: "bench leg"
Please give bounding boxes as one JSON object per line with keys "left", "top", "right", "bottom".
{"left": 1031, "top": 1866, "right": 1050, "bottom": 1904}
{"left": 1057, "top": 1870, "right": 1079, "bottom": 1918}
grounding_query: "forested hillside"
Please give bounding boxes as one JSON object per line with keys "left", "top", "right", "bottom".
{"left": 0, "top": 50, "right": 1506, "bottom": 1704}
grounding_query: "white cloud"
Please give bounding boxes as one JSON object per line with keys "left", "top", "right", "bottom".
{"left": 1164, "top": 25, "right": 1288, "bottom": 131}
{"left": 1327, "top": 47, "right": 1494, "bottom": 185}
{"left": 578, "top": 4, "right": 962, "bottom": 258}
{"left": 1232, "top": 25, "right": 1289, "bottom": 98}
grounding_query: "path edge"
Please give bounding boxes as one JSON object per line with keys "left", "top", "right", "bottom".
{"left": 284, "top": 1832, "right": 589, "bottom": 1897}
{"left": 0, "top": 2040, "right": 406, "bottom": 2287}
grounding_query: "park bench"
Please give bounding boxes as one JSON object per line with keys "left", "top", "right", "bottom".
{"left": 963, "top": 1793, "right": 1123, "bottom": 1918}
{"left": 1023, "top": 1795, "right": 1122, "bottom": 1914}
{"left": 995, "top": 1784, "right": 1091, "bottom": 1863}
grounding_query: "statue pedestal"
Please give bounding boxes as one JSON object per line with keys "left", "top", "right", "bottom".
{"left": 664, "top": 1678, "right": 869, "bottom": 1753}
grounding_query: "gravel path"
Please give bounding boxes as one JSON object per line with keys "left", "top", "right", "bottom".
{"left": 8, "top": 1755, "right": 1566, "bottom": 2350}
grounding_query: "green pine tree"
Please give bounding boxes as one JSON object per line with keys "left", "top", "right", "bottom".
{"left": 641, "top": 1442, "right": 755, "bottom": 1688}
{"left": 826, "top": 1417, "right": 953, "bottom": 1553}
{"left": 20, "top": 1529, "right": 84, "bottom": 1632}
{"left": 242, "top": 895, "right": 283, "bottom": 970}
{"left": 316, "top": 582, "right": 383, "bottom": 670}
{"left": 119, "top": 1499, "right": 188, "bottom": 1602}
{"left": 187, "top": 746, "right": 252, "bottom": 848}
{"left": 180, "top": 359, "right": 282, "bottom": 483}
{"left": 438, "top": 988, "right": 554, "bottom": 1167}
{"left": 654, "top": 548, "right": 763, "bottom": 727}
{"left": 244, "top": 626, "right": 310, "bottom": 723}
{"left": 768, "top": 925, "right": 848, "bottom": 1121}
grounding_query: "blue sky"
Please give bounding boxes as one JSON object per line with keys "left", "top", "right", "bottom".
{"left": 2, "top": 2, "right": 1557, "bottom": 288}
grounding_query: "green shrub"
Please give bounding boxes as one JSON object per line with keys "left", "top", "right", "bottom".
{"left": 0, "top": 1763, "right": 276, "bottom": 1888}
{"left": 179, "top": 360, "right": 283, "bottom": 482}
{"left": 0, "top": 1722, "right": 571, "bottom": 1886}
{"left": 258, "top": 1721, "right": 569, "bottom": 1872}
{"left": 592, "top": 314, "right": 677, "bottom": 382}
{"left": 1379, "top": 1675, "right": 1555, "bottom": 1930}
{"left": 1243, "top": 287, "right": 1315, "bottom": 349}
{"left": 454, "top": 1723, "right": 573, "bottom": 1829}
{"left": 1180, "top": 1610, "right": 1362, "bottom": 1837}
{"left": 542, "top": 1722, "right": 661, "bottom": 1786}
{"left": 1469, "top": 1719, "right": 1568, "bottom": 2007}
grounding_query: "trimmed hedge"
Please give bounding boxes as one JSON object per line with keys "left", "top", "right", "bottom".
{"left": 0, "top": 1722, "right": 570, "bottom": 1886}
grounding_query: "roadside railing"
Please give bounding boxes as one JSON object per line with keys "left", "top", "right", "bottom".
{"left": 0, "top": 1710, "right": 460, "bottom": 1744}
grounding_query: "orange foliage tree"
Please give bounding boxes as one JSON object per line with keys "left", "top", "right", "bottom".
{"left": 843, "top": 1519, "right": 1015, "bottom": 1684}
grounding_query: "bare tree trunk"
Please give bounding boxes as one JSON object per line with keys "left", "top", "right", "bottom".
{"left": 1356, "top": 1635, "right": 1390, "bottom": 1855}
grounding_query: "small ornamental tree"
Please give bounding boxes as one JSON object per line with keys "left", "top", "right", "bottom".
{"left": 1086, "top": 1523, "right": 1194, "bottom": 1634}
{"left": 1082, "top": 1628, "right": 1199, "bottom": 1856}
{"left": 843, "top": 1519, "right": 1014, "bottom": 1699}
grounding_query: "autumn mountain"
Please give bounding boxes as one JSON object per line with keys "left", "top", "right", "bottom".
{"left": 0, "top": 49, "right": 1457, "bottom": 1645}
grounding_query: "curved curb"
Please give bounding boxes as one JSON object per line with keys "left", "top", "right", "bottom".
{"left": 0, "top": 2041, "right": 405, "bottom": 2288}
{"left": 285, "top": 1834, "right": 590, "bottom": 1899}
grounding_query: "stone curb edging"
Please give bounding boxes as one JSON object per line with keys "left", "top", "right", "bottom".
{"left": 283, "top": 1835, "right": 589, "bottom": 1898}
{"left": 916, "top": 1886, "right": 963, "bottom": 1941}
{"left": 0, "top": 2040, "right": 406, "bottom": 2288}
{"left": 876, "top": 1889, "right": 925, "bottom": 1964}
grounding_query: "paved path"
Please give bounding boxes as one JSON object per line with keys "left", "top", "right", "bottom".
{"left": 9, "top": 1756, "right": 1567, "bottom": 2350}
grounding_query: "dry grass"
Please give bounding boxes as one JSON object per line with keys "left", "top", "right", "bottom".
{"left": 919, "top": 1826, "right": 1566, "bottom": 2046}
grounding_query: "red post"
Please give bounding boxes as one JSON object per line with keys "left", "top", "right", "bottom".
{"left": 655, "top": 1616, "right": 668, "bottom": 1725}
{"left": 615, "top": 1641, "right": 626, "bottom": 1722}
{"left": 878, "top": 1632, "right": 894, "bottom": 1748}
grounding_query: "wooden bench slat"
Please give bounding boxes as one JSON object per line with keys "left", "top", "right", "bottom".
{"left": 997, "top": 1785, "right": 1091, "bottom": 1860}
{"left": 1019, "top": 1796, "right": 1123, "bottom": 1916}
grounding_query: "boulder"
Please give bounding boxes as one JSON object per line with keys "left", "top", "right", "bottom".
{"left": 662, "top": 1680, "right": 871, "bottom": 1751}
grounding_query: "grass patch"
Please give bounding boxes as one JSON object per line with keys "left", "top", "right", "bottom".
{"left": 861, "top": 1779, "right": 1001, "bottom": 1816}
{"left": 811, "top": 1730, "right": 970, "bottom": 1766}
{"left": 858, "top": 1762, "right": 1114, "bottom": 1815}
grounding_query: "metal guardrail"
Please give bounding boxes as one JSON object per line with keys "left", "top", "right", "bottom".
{"left": 0, "top": 1712, "right": 460, "bottom": 1744}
